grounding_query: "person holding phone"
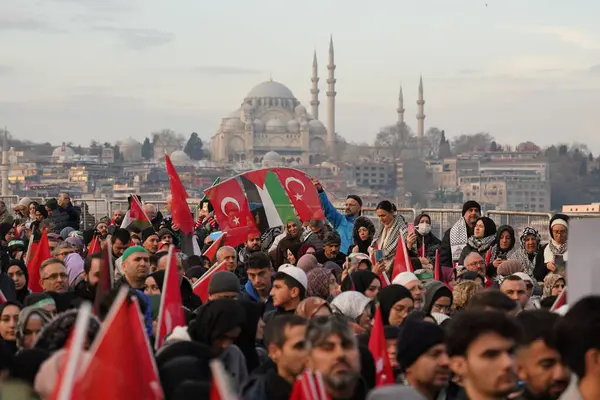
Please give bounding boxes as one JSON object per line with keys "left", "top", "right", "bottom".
{"left": 543, "top": 214, "right": 569, "bottom": 277}
{"left": 486, "top": 225, "right": 519, "bottom": 278}
{"left": 370, "top": 200, "right": 409, "bottom": 276}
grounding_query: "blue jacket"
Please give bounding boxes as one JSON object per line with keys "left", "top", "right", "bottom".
{"left": 318, "top": 191, "right": 356, "bottom": 255}
{"left": 242, "top": 280, "right": 275, "bottom": 316}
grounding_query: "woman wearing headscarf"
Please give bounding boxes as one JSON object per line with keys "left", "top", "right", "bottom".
{"left": 542, "top": 273, "right": 565, "bottom": 300}
{"left": 486, "top": 225, "right": 520, "bottom": 278}
{"left": 15, "top": 306, "right": 53, "bottom": 351}
{"left": 542, "top": 214, "right": 569, "bottom": 279}
{"left": 0, "top": 301, "right": 21, "bottom": 357}
{"left": 370, "top": 200, "right": 408, "bottom": 276}
{"left": 458, "top": 216, "right": 497, "bottom": 266}
{"left": 275, "top": 219, "right": 302, "bottom": 268}
{"left": 285, "top": 242, "right": 302, "bottom": 266}
{"left": 295, "top": 297, "right": 333, "bottom": 319}
{"left": 410, "top": 213, "right": 442, "bottom": 265}
{"left": 297, "top": 243, "right": 316, "bottom": 260}
{"left": 511, "top": 227, "right": 545, "bottom": 281}
{"left": 6, "top": 260, "right": 30, "bottom": 304}
{"left": 377, "top": 285, "right": 414, "bottom": 326}
{"left": 494, "top": 259, "right": 525, "bottom": 286}
{"left": 341, "top": 270, "right": 381, "bottom": 300}
{"left": 422, "top": 281, "right": 453, "bottom": 316}
{"left": 324, "top": 261, "right": 342, "bottom": 284}
{"left": 349, "top": 216, "right": 376, "bottom": 255}
{"left": 330, "top": 291, "right": 373, "bottom": 332}
{"left": 296, "top": 254, "right": 319, "bottom": 274}
{"left": 307, "top": 268, "right": 339, "bottom": 300}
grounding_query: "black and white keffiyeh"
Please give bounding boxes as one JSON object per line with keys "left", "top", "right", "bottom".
{"left": 371, "top": 214, "right": 408, "bottom": 260}
{"left": 466, "top": 235, "right": 496, "bottom": 253}
{"left": 450, "top": 218, "right": 469, "bottom": 261}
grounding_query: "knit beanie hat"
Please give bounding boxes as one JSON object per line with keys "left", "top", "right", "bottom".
{"left": 122, "top": 245, "right": 148, "bottom": 262}
{"left": 462, "top": 200, "right": 481, "bottom": 216}
{"left": 396, "top": 320, "right": 445, "bottom": 372}
{"left": 208, "top": 271, "right": 240, "bottom": 295}
{"left": 141, "top": 227, "right": 158, "bottom": 243}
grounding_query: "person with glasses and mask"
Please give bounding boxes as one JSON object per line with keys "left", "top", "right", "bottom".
{"left": 39, "top": 258, "right": 69, "bottom": 293}
{"left": 422, "top": 280, "right": 453, "bottom": 316}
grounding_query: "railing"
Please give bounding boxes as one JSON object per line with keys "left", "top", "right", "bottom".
{"left": 486, "top": 210, "right": 553, "bottom": 242}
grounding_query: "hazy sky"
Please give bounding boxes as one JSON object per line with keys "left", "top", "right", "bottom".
{"left": 2, "top": 0, "right": 600, "bottom": 152}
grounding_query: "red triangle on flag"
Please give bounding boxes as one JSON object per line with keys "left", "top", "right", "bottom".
{"left": 192, "top": 261, "right": 228, "bottom": 302}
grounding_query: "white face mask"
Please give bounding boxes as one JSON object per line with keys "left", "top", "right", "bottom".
{"left": 417, "top": 223, "right": 431, "bottom": 235}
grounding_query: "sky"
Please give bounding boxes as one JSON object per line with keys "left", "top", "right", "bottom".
{"left": 2, "top": 0, "right": 600, "bottom": 152}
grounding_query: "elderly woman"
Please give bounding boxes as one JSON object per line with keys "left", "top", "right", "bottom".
{"left": 512, "top": 227, "right": 546, "bottom": 280}
{"left": 370, "top": 200, "right": 408, "bottom": 276}
{"left": 542, "top": 214, "right": 569, "bottom": 278}
{"left": 542, "top": 273, "right": 565, "bottom": 300}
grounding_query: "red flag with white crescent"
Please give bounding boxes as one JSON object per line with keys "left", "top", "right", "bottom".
{"left": 272, "top": 168, "right": 324, "bottom": 222}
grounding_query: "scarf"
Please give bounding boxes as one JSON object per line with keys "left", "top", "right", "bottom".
{"left": 512, "top": 248, "right": 537, "bottom": 278}
{"left": 542, "top": 273, "right": 565, "bottom": 299}
{"left": 449, "top": 218, "right": 469, "bottom": 261}
{"left": 544, "top": 239, "right": 568, "bottom": 264}
{"left": 371, "top": 215, "right": 407, "bottom": 261}
{"left": 466, "top": 235, "right": 495, "bottom": 253}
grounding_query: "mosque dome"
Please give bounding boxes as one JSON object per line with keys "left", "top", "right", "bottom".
{"left": 294, "top": 105, "right": 307, "bottom": 116}
{"left": 266, "top": 118, "right": 287, "bottom": 133}
{"left": 287, "top": 119, "right": 300, "bottom": 133}
{"left": 309, "top": 119, "right": 326, "bottom": 134}
{"left": 262, "top": 150, "right": 282, "bottom": 167}
{"left": 224, "top": 118, "right": 244, "bottom": 131}
{"left": 119, "top": 138, "right": 142, "bottom": 162}
{"left": 253, "top": 119, "right": 265, "bottom": 132}
{"left": 52, "top": 145, "right": 75, "bottom": 158}
{"left": 246, "top": 81, "right": 295, "bottom": 100}
{"left": 170, "top": 150, "right": 192, "bottom": 165}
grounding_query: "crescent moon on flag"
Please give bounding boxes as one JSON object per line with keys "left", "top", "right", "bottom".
{"left": 221, "top": 197, "right": 241, "bottom": 215}
{"left": 285, "top": 177, "right": 306, "bottom": 193}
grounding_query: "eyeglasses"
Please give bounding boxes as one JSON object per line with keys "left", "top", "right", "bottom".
{"left": 467, "top": 260, "right": 485, "bottom": 267}
{"left": 42, "top": 272, "right": 68, "bottom": 281}
{"left": 552, "top": 230, "right": 567, "bottom": 236}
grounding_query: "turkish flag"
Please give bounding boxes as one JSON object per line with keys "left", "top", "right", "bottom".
{"left": 78, "top": 289, "right": 163, "bottom": 400}
{"left": 155, "top": 247, "right": 186, "bottom": 350}
{"left": 204, "top": 178, "right": 257, "bottom": 247}
{"left": 28, "top": 230, "right": 51, "bottom": 293}
{"left": 93, "top": 238, "right": 114, "bottom": 315}
{"left": 192, "top": 261, "right": 227, "bottom": 302}
{"left": 272, "top": 168, "right": 324, "bottom": 222}
{"left": 391, "top": 233, "right": 413, "bottom": 281}
{"left": 368, "top": 307, "right": 395, "bottom": 387}
{"left": 288, "top": 370, "right": 329, "bottom": 400}
{"left": 0, "top": 289, "right": 6, "bottom": 304}
{"left": 209, "top": 359, "right": 238, "bottom": 400}
{"left": 551, "top": 287, "right": 567, "bottom": 312}
{"left": 203, "top": 232, "right": 226, "bottom": 262}
{"left": 88, "top": 236, "right": 102, "bottom": 255}
{"left": 165, "top": 155, "right": 195, "bottom": 235}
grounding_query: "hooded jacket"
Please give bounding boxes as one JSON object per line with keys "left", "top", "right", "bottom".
{"left": 422, "top": 280, "right": 453, "bottom": 315}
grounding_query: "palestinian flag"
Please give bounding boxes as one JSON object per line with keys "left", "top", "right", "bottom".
{"left": 240, "top": 169, "right": 296, "bottom": 232}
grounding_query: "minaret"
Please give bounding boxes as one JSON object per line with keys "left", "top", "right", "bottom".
{"left": 310, "top": 50, "right": 320, "bottom": 120}
{"left": 1, "top": 129, "right": 8, "bottom": 196}
{"left": 397, "top": 85, "right": 405, "bottom": 124}
{"left": 416, "top": 76, "right": 426, "bottom": 155}
{"left": 326, "top": 35, "right": 336, "bottom": 158}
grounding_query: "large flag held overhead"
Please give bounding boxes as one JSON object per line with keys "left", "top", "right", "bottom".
{"left": 155, "top": 246, "right": 186, "bottom": 350}
{"left": 272, "top": 168, "right": 324, "bottom": 222}
{"left": 28, "top": 230, "right": 51, "bottom": 293}
{"left": 240, "top": 169, "right": 296, "bottom": 232}
{"left": 165, "top": 154, "right": 195, "bottom": 235}
{"left": 204, "top": 178, "right": 257, "bottom": 247}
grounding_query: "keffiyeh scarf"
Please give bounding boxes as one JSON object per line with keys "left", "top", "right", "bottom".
{"left": 371, "top": 215, "right": 408, "bottom": 261}
{"left": 466, "top": 235, "right": 495, "bottom": 253}
{"left": 450, "top": 218, "right": 469, "bottom": 261}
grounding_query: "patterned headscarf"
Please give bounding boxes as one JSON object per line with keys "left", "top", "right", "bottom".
{"left": 543, "top": 273, "right": 565, "bottom": 299}
{"left": 520, "top": 227, "right": 541, "bottom": 249}
{"left": 307, "top": 268, "right": 333, "bottom": 300}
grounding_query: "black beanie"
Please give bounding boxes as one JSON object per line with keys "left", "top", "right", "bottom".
{"left": 462, "top": 200, "right": 481, "bottom": 216}
{"left": 141, "top": 227, "right": 158, "bottom": 243}
{"left": 396, "top": 320, "right": 445, "bottom": 372}
{"left": 347, "top": 194, "right": 363, "bottom": 207}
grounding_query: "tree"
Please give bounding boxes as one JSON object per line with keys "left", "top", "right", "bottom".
{"left": 374, "top": 122, "right": 414, "bottom": 161}
{"left": 113, "top": 145, "right": 121, "bottom": 162}
{"left": 183, "top": 132, "right": 204, "bottom": 160}
{"left": 451, "top": 132, "right": 494, "bottom": 154}
{"left": 490, "top": 141, "right": 498, "bottom": 152}
{"left": 423, "top": 127, "right": 443, "bottom": 159}
{"left": 141, "top": 137, "right": 154, "bottom": 160}
{"left": 89, "top": 140, "right": 102, "bottom": 156}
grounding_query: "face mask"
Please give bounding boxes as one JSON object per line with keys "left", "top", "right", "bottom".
{"left": 417, "top": 223, "right": 431, "bottom": 235}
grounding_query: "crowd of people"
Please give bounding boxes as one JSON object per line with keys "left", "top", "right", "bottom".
{"left": 0, "top": 181, "right": 595, "bottom": 400}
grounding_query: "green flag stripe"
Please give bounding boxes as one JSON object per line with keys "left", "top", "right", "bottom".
{"left": 264, "top": 171, "right": 296, "bottom": 225}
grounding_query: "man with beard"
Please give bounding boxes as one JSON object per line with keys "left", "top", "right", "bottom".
{"left": 73, "top": 252, "right": 103, "bottom": 302}
{"left": 306, "top": 315, "right": 365, "bottom": 399}
{"left": 242, "top": 251, "right": 275, "bottom": 315}
{"left": 238, "top": 229, "right": 262, "bottom": 265}
{"left": 242, "top": 315, "right": 308, "bottom": 400}
{"left": 445, "top": 310, "right": 522, "bottom": 400}
{"left": 118, "top": 246, "right": 150, "bottom": 290}
{"left": 110, "top": 228, "right": 130, "bottom": 263}
{"left": 515, "top": 310, "right": 570, "bottom": 400}
{"left": 368, "top": 320, "right": 450, "bottom": 400}
{"left": 439, "top": 200, "right": 481, "bottom": 268}
{"left": 314, "top": 232, "right": 346, "bottom": 268}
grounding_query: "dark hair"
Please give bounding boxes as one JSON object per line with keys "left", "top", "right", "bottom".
{"left": 539, "top": 296, "right": 557, "bottom": 310}
{"left": 376, "top": 200, "right": 394, "bottom": 213}
{"left": 150, "top": 251, "right": 169, "bottom": 267}
{"left": 24, "top": 293, "right": 52, "bottom": 307}
{"left": 502, "top": 275, "right": 524, "bottom": 284}
{"left": 247, "top": 251, "right": 272, "bottom": 270}
{"left": 273, "top": 272, "right": 306, "bottom": 300}
{"left": 98, "top": 286, "right": 147, "bottom": 321}
{"left": 263, "top": 314, "right": 307, "bottom": 348}
{"left": 515, "top": 310, "right": 560, "bottom": 349}
{"left": 111, "top": 228, "right": 131, "bottom": 245}
{"left": 128, "top": 226, "right": 142, "bottom": 234}
{"left": 445, "top": 310, "right": 521, "bottom": 357}
{"left": 466, "top": 289, "right": 519, "bottom": 313}
{"left": 556, "top": 296, "right": 600, "bottom": 378}
{"left": 185, "top": 255, "right": 204, "bottom": 269}
{"left": 84, "top": 252, "right": 105, "bottom": 275}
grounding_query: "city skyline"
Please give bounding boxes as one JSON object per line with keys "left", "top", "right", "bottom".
{"left": 2, "top": 0, "right": 600, "bottom": 151}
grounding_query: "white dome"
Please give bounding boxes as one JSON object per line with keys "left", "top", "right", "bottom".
{"left": 309, "top": 119, "right": 326, "bottom": 133}
{"left": 263, "top": 150, "right": 281, "bottom": 162}
{"left": 225, "top": 118, "right": 244, "bottom": 131}
{"left": 53, "top": 145, "right": 75, "bottom": 157}
{"left": 246, "top": 81, "right": 295, "bottom": 99}
{"left": 266, "top": 118, "right": 286, "bottom": 132}
{"left": 294, "top": 105, "right": 307, "bottom": 115}
{"left": 120, "top": 137, "right": 141, "bottom": 147}
{"left": 287, "top": 119, "right": 299, "bottom": 133}
{"left": 253, "top": 119, "right": 265, "bottom": 132}
{"left": 170, "top": 150, "right": 191, "bottom": 164}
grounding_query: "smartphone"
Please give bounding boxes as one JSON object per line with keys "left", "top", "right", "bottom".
{"left": 375, "top": 249, "right": 384, "bottom": 262}
{"left": 407, "top": 223, "right": 415, "bottom": 234}
{"left": 499, "top": 254, "right": 507, "bottom": 260}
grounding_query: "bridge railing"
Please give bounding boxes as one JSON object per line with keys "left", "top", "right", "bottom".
{"left": 485, "top": 210, "right": 553, "bottom": 242}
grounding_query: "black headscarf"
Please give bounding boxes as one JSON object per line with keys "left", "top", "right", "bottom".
{"left": 149, "top": 270, "right": 166, "bottom": 292}
{"left": 351, "top": 216, "right": 376, "bottom": 254}
{"left": 188, "top": 299, "right": 246, "bottom": 350}
{"left": 6, "top": 260, "right": 29, "bottom": 304}
{"left": 234, "top": 300, "right": 263, "bottom": 373}
{"left": 0, "top": 301, "right": 22, "bottom": 357}
{"left": 341, "top": 270, "right": 380, "bottom": 295}
{"left": 377, "top": 285, "right": 413, "bottom": 326}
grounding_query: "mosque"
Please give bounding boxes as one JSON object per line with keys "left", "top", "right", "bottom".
{"left": 210, "top": 37, "right": 426, "bottom": 165}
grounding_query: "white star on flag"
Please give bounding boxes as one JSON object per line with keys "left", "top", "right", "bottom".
{"left": 294, "top": 193, "right": 303, "bottom": 200}
{"left": 233, "top": 216, "right": 240, "bottom": 225}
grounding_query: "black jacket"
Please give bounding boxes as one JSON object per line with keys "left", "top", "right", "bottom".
{"left": 531, "top": 244, "right": 551, "bottom": 281}
{"left": 0, "top": 273, "right": 16, "bottom": 302}
{"left": 241, "top": 369, "right": 292, "bottom": 400}
{"left": 439, "top": 224, "right": 475, "bottom": 268}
